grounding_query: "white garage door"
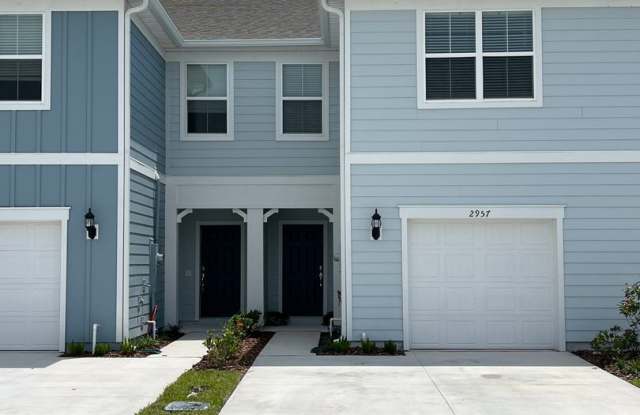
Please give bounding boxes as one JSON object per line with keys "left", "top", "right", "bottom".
{"left": 0, "top": 222, "right": 62, "bottom": 350}
{"left": 407, "top": 220, "right": 558, "bottom": 349}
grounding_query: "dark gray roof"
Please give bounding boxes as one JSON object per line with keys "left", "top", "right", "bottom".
{"left": 158, "top": 0, "right": 322, "bottom": 40}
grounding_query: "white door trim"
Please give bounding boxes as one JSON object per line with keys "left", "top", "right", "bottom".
{"left": 0, "top": 207, "right": 70, "bottom": 352}
{"left": 399, "top": 205, "right": 566, "bottom": 352}
{"left": 194, "top": 221, "right": 245, "bottom": 320}
{"left": 278, "top": 220, "right": 329, "bottom": 316}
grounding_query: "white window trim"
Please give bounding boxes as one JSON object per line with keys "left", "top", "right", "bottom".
{"left": 398, "top": 205, "right": 566, "bottom": 352}
{"left": 417, "top": 8, "right": 543, "bottom": 109}
{"left": 180, "top": 61, "right": 234, "bottom": 141}
{"left": 0, "top": 207, "right": 70, "bottom": 352}
{"left": 0, "top": 11, "right": 51, "bottom": 111}
{"left": 276, "top": 62, "right": 330, "bottom": 142}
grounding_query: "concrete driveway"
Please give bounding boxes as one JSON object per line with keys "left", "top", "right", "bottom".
{"left": 221, "top": 331, "right": 640, "bottom": 415}
{"left": 0, "top": 332, "right": 207, "bottom": 415}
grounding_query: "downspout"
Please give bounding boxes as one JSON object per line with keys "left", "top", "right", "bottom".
{"left": 320, "top": 0, "right": 346, "bottom": 338}
{"left": 123, "top": 0, "right": 150, "bottom": 341}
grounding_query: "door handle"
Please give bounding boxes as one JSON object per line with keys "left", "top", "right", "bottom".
{"left": 318, "top": 265, "right": 323, "bottom": 287}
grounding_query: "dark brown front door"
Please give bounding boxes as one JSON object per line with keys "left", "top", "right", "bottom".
{"left": 282, "top": 224, "right": 324, "bottom": 316}
{"left": 200, "top": 225, "right": 241, "bottom": 317}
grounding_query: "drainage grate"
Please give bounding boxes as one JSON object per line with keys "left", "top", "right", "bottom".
{"left": 164, "top": 401, "right": 210, "bottom": 412}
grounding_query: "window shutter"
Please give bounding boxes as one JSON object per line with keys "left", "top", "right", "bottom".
{"left": 483, "top": 11, "right": 532, "bottom": 52}
{"left": 425, "top": 12, "right": 475, "bottom": 54}
{"left": 0, "top": 15, "right": 42, "bottom": 56}
{"left": 283, "top": 64, "right": 322, "bottom": 97}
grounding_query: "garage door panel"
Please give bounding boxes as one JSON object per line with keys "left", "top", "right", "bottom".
{"left": 0, "top": 222, "right": 61, "bottom": 350}
{"left": 408, "top": 220, "right": 558, "bottom": 350}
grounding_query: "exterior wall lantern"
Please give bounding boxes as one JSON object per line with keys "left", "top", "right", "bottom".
{"left": 85, "top": 208, "right": 99, "bottom": 240}
{"left": 371, "top": 209, "right": 382, "bottom": 241}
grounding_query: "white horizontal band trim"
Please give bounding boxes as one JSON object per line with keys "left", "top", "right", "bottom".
{"left": 0, "top": 207, "right": 70, "bottom": 222}
{"left": 348, "top": 151, "right": 640, "bottom": 165}
{"left": 399, "top": 205, "right": 565, "bottom": 220}
{"left": 0, "top": 0, "right": 122, "bottom": 11}
{"left": 0, "top": 153, "right": 121, "bottom": 165}
{"left": 130, "top": 157, "right": 163, "bottom": 182}
{"left": 166, "top": 175, "right": 339, "bottom": 185}
{"left": 349, "top": 0, "right": 640, "bottom": 10}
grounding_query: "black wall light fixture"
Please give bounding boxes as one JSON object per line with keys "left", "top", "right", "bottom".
{"left": 371, "top": 209, "right": 382, "bottom": 241}
{"left": 85, "top": 208, "right": 99, "bottom": 240}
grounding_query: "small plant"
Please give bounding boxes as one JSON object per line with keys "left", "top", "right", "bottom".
{"left": 225, "top": 314, "right": 255, "bottom": 339}
{"left": 205, "top": 328, "right": 240, "bottom": 368}
{"left": 120, "top": 338, "right": 136, "bottom": 356}
{"left": 93, "top": 343, "right": 111, "bottom": 356}
{"left": 132, "top": 335, "right": 160, "bottom": 350}
{"left": 361, "top": 338, "right": 376, "bottom": 354}
{"left": 620, "top": 282, "right": 640, "bottom": 331}
{"left": 383, "top": 340, "right": 398, "bottom": 355}
{"left": 245, "top": 310, "right": 262, "bottom": 327}
{"left": 66, "top": 342, "right": 85, "bottom": 356}
{"left": 265, "top": 311, "right": 289, "bottom": 326}
{"left": 592, "top": 326, "right": 639, "bottom": 358}
{"left": 328, "top": 337, "right": 351, "bottom": 354}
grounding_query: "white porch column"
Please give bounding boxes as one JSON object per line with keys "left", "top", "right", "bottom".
{"left": 246, "top": 208, "right": 264, "bottom": 314}
{"left": 332, "top": 207, "right": 341, "bottom": 318}
{"left": 164, "top": 185, "right": 179, "bottom": 326}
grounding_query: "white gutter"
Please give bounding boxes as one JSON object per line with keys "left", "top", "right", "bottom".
{"left": 320, "top": 0, "right": 347, "bottom": 339}
{"left": 123, "top": 0, "right": 150, "bottom": 341}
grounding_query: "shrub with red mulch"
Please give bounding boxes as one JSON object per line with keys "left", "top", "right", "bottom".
{"left": 194, "top": 331, "right": 274, "bottom": 371}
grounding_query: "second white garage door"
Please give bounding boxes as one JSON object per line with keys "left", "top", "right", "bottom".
{"left": 407, "top": 220, "right": 559, "bottom": 349}
{"left": 0, "top": 222, "right": 62, "bottom": 350}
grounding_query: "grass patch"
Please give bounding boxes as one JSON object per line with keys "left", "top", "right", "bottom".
{"left": 631, "top": 378, "right": 640, "bottom": 388}
{"left": 137, "top": 369, "right": 242, "bottom": 415}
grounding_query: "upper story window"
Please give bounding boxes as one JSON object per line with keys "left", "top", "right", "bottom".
{"left": 0, "top": 12, "right": 50, "bottom": 111}
{"left": 418, "top": 9, "right": 541, "bottom": 109}
{"left": 277, "top": 63, "right": 328, "bottom": 141}
{"left": 182, "top": 63, "right": 233, "bottom": 141}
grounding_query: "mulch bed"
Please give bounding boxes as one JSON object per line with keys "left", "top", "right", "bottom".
{"left": 63, "top": 331, "right": 185, "bottom": 358}
{"left": 573, "top": 351, "right": 639, "bottom": 383}
{"left": 312, "top": 332, "right": 404, "bottom": 356}
{"left": 193, "top": 331, "right": 274, "bottom": 371}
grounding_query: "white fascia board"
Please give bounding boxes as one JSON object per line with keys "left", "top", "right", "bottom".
{"left": 130, "top": 157, "right": 163, "bottom": 182}
{"left": 348, "top": 0, "right": 640, "bottom": 10}
{"left": 347, "top": 151, "right": 640, "bottom": 165}
{"left": 398, "top": 205, "right": 566, "bottom": 220}
{"left": 0, "top": 0, "right": 123, "bottom": 11}
{"left": 0, "top": 153, "right": 121, "bottom": 165}
{"left": 0, "top": 207, "right": 70, "bottom": 222}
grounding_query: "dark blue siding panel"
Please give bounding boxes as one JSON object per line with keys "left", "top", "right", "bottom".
{"left": 0, "top": 12, "right": 118, "bottom": 154}
{"left": 0, "top": 165, "right": 119, "bottom": 344}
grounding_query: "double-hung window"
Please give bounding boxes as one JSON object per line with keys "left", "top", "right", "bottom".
{"left": 277, "top": 63, "right": 327, "bottom": 141}
{"left": 183, "top": 63, "right": 233, "bottom": 140}
{"left": 419, "top": 9, "right": 540, "bottom": 108}
{"left": 0, "top": 12, "right": 50, "bottom": 110}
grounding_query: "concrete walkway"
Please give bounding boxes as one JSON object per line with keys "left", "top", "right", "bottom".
{"left": 221, "top": 331, "right": 640, "bottom": 415}
{"left": 0, "top": 330, "right": 208, "bottom": 415}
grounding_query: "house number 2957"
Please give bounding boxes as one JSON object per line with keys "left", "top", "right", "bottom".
{"left": 469, "top": 209, "right": 491, "bottom": 218}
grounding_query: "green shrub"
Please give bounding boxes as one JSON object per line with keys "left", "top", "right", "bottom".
{"left": 225, "top": 315, "right": 255, "bottom": 339}
{"left": 328, "top": 337, "right": 351, "bottom": 354}
{"left": 383, "top": 340, "right": 398, "bottom": 355}
{"left": 592, "top": 326, "right": 639, "bottom": 357}
{"left": 265, "top": 311, "right": 289, "bottom": 326}
{"left": 132, "top": 335, "right": 160, "bottom": 350}
{"left": 205, "top": 328, "right": 240, "bottom": 368}
{"left": 620, "top": 282, "right": 640, "bottom": 332}
{"left": 245, "top": 310, "right": 262, "bottom": 327}
{"left": 93, "top": 343, "right": 111, "bottom": 356}
{"left": 66, "top": 342, "right": 85, "bottom": 356}
{"left": 361, "top": 338, "right": 376, "bottom": 354}
{"left": 120, "top": 338, "right": 136, "bottom": 356}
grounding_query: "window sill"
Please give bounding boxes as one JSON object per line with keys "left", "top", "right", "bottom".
{"left": 181, "top": 134, "right": 234, "bottom": 142}
{"left": 276, "top": 133, "right": 329, "bottom": 142}
{"left": 0, "top": 101, "right": 50, "bottom": 111}
{"left": 417, "top": 98, "right": 543, "bottom": 110}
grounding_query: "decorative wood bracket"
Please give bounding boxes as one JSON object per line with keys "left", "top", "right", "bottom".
{"left": 263, "top": 208, "right": 279, "bottom": 223}
{"left": 176, "top": 209, "right": 193, "bottom": 223}
{"left": 317, "top": 208, "right": 335, "bottom": 223}
{"left": 232, "top": 208, "right": 248, "bottom": 223}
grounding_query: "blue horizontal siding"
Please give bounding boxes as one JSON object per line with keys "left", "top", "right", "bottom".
{"left": 350, "top": 163, "right": 640, "bottom": 344}
{"left": 0, "top": 165, "right": 118, "bottom": 344}
{"left": 0, "top": 12, "right": 118, "bottom": 153}
{"left": 349, "top": 7, "right": 640, "bottom": 152}
{"left": 166, "top": 61, "right": 339, "bottom": 176}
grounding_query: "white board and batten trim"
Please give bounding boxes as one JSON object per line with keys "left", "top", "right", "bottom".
{"left": 0, "top": 207, "right": 69, "bottom": 352}
{"left": 399, "top": 205, "right": 566, "bottom": 351}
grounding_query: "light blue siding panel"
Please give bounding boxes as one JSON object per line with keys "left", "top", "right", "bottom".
{"left": 350, "top": 163, "right": 640, "bottom": 344}
{"left": 0, "top": 165, "right": 119, "bottom": 344}
{"left": 349, "top": 8, "right": 640, "bottom": 152}
{"left": 0, "top": 12, "right": 118, "bottom": 154}
{"left": 131, "top": 24, "right": 166, "bottom": 173}
{"left": 166, "top": 61, "right": 339, "bottom": 176}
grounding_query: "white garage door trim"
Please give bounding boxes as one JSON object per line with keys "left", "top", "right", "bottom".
{"left": 0, "top": 207, "right": 70, "bottom": 352}
{"left": 399, "top": 205, "right": 566, "bottom": 352}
